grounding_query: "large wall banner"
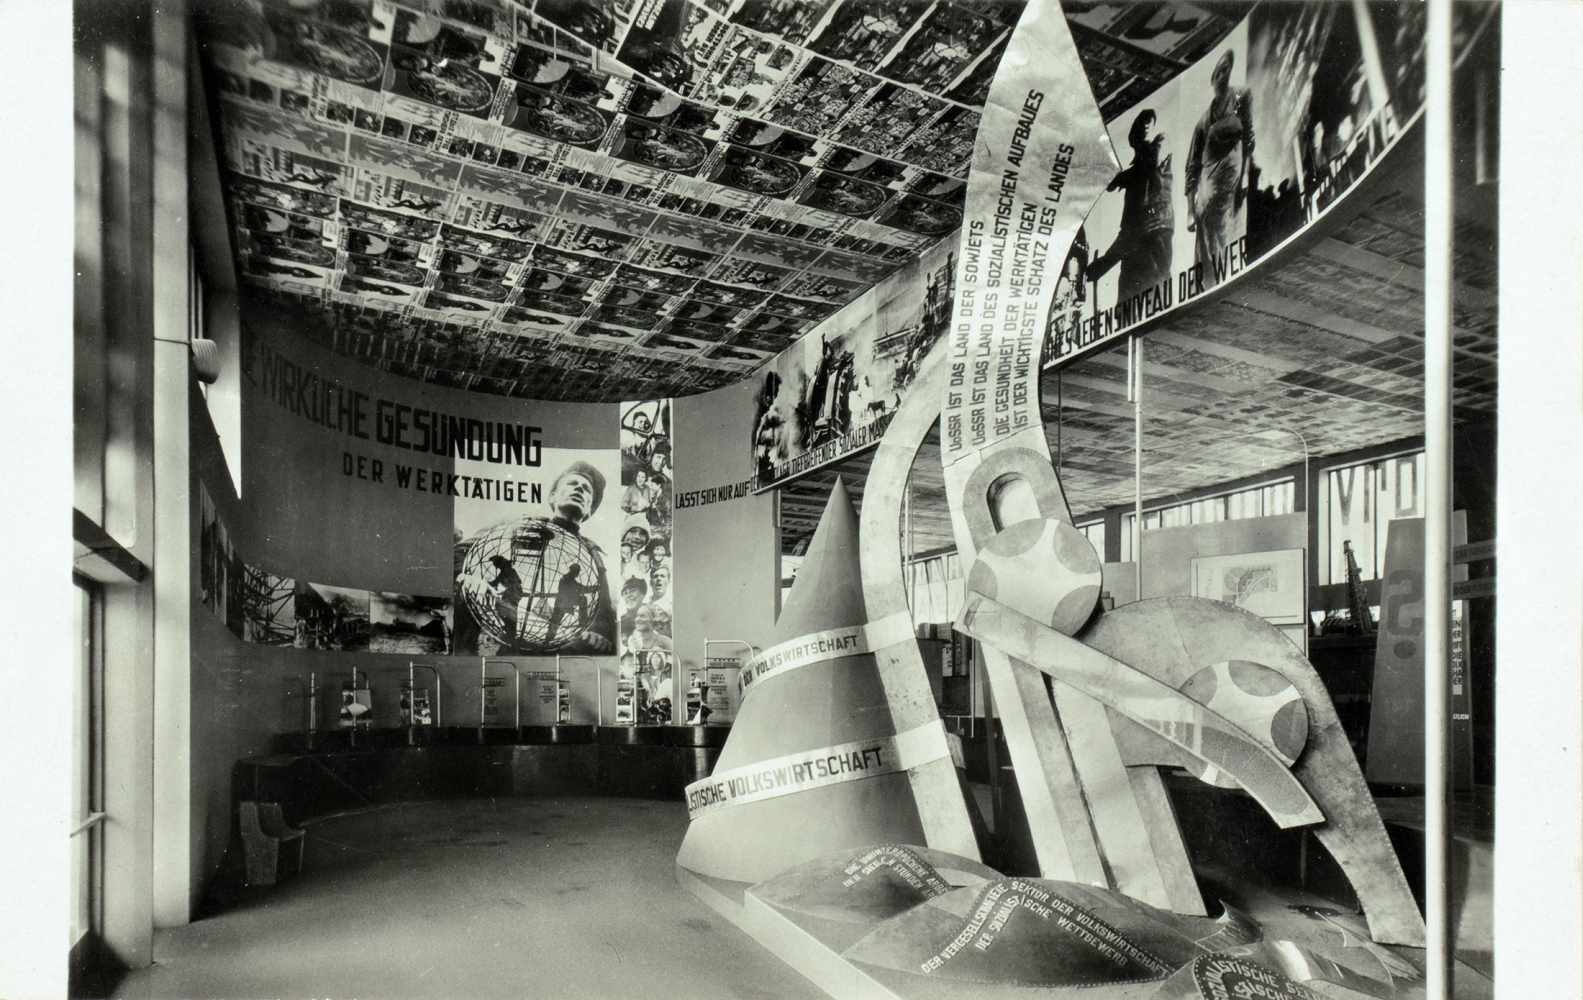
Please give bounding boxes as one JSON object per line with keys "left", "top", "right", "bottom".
{"left": 1041, "top": 0, "right": 1495, "bottom": 363}
{"left": 238, "top": 315, "right": 625, "bottom": 666}
{"left": 749, "top": 238, "right": 955, "bottom": 488}
{"left": 1043, "top": 21, "right": 1249, "bottom": 362}
{"left": 617, "top": 398, "right": 677, "bottom": 723}
{"left": 451, "top": 439, "right": 622, "bottom": 656}
{"left": 748, "top": 2, "right": 1496, "bottom": 487}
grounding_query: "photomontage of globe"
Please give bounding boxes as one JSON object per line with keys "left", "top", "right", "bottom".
{"left": 457, "top": 517, "right": 603, "bottom": 652}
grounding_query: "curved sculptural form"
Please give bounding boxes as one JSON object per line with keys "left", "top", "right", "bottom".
{"left": 1077, "top": 598, "right": 1426, "bottom": 947}
{"left": 857, "top": 341, "right": 984, "bottom": 863}
{"left": 845, "top": 877, "right": 1257, "bottom": 990}
{"left": 676, "top": 1, "right": 1435, "bottom": 970}
{"left": 927, "top": 0, "right": 1424, "bottom": 950}
{"left": 958, "top": 588, "right": 1324, "bottom": 829}
{"left": 676, "top": 479, "right": 956, "bottom": 886}
{"left": 752, "top": 844, "right": 1002, "bottom": 950}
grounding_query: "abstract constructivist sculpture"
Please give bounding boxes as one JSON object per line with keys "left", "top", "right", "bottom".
{"left": 675, "top": 2, "right": 1433, "bottom": 994}
{"left": 930, "top": 0, "right": 1424, "bottom": 952}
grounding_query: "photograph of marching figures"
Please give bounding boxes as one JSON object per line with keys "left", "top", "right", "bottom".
{"left": 39, "top": 1, "right": 1581, "bottom": 1000}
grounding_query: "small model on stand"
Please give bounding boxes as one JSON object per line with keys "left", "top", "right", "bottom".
{"left": 339, "top": 679, "right": 372, "bottom": 729}
{"left": 686, "top": 671, "right": 711, "bottom": 724}
{"left": 400, "top": 685, "right": 433, "bottom": 726}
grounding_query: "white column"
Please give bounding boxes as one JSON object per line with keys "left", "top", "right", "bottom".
{"left": 98, "top": 22, "right": 160, "bottom": 970}
{"left": 1420, "top": 0, "right": 1453, "bottom": 994}
{"left": 150, "top": 0, "right": 195, "bottom": 927}
{"left": 1130, "top": 335, "right": 1143, "bottom": 596}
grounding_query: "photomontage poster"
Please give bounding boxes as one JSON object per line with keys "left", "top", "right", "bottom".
{"left": 241, "top": 564, "right": 297, "bottom": 646}
{"left": 618, "top": 398, "right": 675, "bottom": 722}
{"left": 1043, "top": 20, "right": 1250, "bottom": 363}
{"left": 637, "top": 648, "right": 676, "bottom": 724}
{"left": 199, "top": 483, "right": 220, "bottom": 615}
{"left": 749, "top": 238, "right": 954, "bottom": 487}
{"left": 1043, "top": 2, "right": 1495, "bottom": 366}
{"left": 199, "top": 0, "right": 992, "bottom": 397}
{"left": 293, "top": 582, "right": 372, "bottom": 651}
{"left": 743, "top": 3, "right": 1497, "bottom": 489}
{"left": 451, "top": 435, "right": 621, "bottom": 657}
{"left": 1243, "top": 3, "right": 1392, "bottom": 258}
{"left": 369, "top": 591, "right": 454, "bottom": 654}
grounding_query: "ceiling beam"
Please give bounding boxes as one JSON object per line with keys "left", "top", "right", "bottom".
{"left": 1227, "top": 288, "right": 1402, "bottom": 347}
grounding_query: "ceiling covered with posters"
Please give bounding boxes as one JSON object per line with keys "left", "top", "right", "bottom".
{"left": 196, "top": 0, "right": 1252, "bottom": 401}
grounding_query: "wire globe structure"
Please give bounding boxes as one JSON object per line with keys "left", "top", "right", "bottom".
{"left": 457, "top": 516, "right": 604, "bottom": 652}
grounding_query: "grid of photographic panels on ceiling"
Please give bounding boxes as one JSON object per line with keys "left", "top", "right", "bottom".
{"left": 199, "top": 0, "right": 1249, "bottom": 401}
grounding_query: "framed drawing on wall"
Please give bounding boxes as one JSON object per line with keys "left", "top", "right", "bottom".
{"left": 1190, "top": 548, "right": 1307, "bottom": 625}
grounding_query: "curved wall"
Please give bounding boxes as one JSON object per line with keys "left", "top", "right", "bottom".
{"left": 240, "top": 310, "right": 608, "bottom": 597}
{"left": 746, "top": 1, "right": 1497, "bottom": 487}
{"left": 194, "top": 304, "right": 780, "bottom": 729}
{"left": 188, "top": 306, "right": 781, "bottom": 895}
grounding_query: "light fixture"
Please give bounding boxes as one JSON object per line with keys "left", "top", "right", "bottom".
{"left": 190, "top": 337, "right": 222, "bottom": 384}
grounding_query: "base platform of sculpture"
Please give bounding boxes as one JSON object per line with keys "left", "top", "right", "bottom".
{"left": 677, "top": 848, "right": 1491, "bottom": 1000}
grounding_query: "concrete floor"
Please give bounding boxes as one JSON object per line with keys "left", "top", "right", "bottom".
{"left": 119, "top": 798, "right": 824, "bottom": 1000}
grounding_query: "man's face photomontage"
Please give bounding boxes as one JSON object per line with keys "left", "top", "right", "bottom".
{"left": 551, "top": 472, "right": 595, "bottom": 521}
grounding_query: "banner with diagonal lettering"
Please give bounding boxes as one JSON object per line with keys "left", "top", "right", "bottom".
{"left": 939, "top": 3, "right": 1116, "bottom": 472}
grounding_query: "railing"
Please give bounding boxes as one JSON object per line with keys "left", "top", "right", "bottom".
{"left": 69, "top": 812, "right": 107, "bottom": 837}
{"left": 703, "top": 638, "right": 756, "bottom": 667}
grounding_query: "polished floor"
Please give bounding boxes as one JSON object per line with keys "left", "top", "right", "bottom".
{"left": 119, "top": 798, "right": 824, "bottom": 999}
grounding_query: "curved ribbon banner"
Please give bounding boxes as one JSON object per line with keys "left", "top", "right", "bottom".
{"left": 859, "top": 341, "right": 982, "bottom": 860}
{"left": 748, "top": 3, "right": 1497, "bottom": 488}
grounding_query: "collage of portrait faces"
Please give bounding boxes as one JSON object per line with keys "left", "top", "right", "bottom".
{"left": 617, "top": 399, "right": 676, "bottom": 723}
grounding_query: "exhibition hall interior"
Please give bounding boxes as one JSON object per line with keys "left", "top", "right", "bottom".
{"left": 38, "top": 0, "right": 1574, "bottom": 998}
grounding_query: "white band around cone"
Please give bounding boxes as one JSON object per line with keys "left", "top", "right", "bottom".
{"left": 737, "top": 612, "right": 916, "bottom": 699}
{"left": 684, "top": 721, "right": 952, "bottom": 820}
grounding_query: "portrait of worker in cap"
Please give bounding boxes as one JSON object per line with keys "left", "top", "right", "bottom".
{"left": 547, "top": 460, "right": 605, "bottom": 527}
{"left": 542, "top": 459, "right": 618, "bottom": 653}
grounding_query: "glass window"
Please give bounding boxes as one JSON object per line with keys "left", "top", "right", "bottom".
{"left": 1120, "top": 479, "right": 1295, "bottom": 562}
{"left": 1076, "top": 520, "right": 1106, "bottom": 563}
{"left": 71, "top": 577, "right": 103, "bottom": 947}
{"left": 1316, "top": 452, "right": 1426, "bottom": 584}
{"left": 907, "top": 551, "right": 963, "bottom": 625}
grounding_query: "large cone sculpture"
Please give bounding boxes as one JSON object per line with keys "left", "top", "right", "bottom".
{"left": 676, "top": 478, "right": 930, "bottom": 884}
